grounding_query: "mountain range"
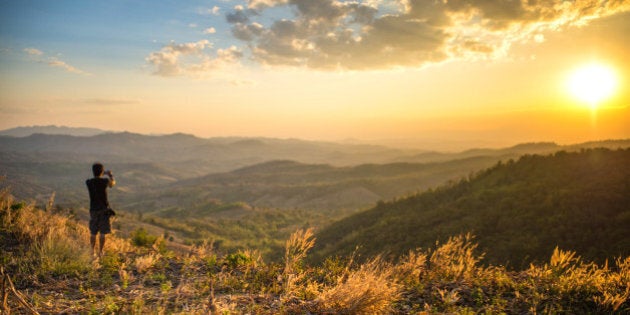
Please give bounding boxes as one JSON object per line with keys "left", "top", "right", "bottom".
{"left": 0, "top": 125, "right": 108, "bottom": 137}
{"left": 1, "top": 126, "right": 629, "bottom": 262}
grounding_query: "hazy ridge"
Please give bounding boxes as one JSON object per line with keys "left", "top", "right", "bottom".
{"left": 0, "top": 125, "right": 109, "bottom": 137}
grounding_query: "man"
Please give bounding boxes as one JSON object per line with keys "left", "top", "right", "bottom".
{"left": 86, "top": 163, "right": 116, "bottom": 258}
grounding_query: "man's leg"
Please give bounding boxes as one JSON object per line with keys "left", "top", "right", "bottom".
{"left": 99, "top": 234, "right": 106, "bottom": 257}
{"left": 90, "top": 234, "right": 97, "bottom": 257}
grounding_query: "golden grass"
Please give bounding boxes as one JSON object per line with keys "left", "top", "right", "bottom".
{"left": 282, "top": 228, "right": 315, "bottom": 301}
{"left": 315, "top": 257, "right": 401, "bottom": 314}
{"left": 1, "top": 190, "right": 629, "bottom": 314}
{"left": 134, "top": 253, "right": 161, "bottom": 273}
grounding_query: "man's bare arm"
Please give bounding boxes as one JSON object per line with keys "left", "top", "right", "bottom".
{"left": 106, "top": 171, "right": 116, "bottom": 187}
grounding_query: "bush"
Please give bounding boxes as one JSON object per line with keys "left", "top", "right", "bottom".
{"left": 225, "top": 252, "right": 252, "bottom": 269}
{"left": 130, "top": 227, "right": 157, "bottom": 248}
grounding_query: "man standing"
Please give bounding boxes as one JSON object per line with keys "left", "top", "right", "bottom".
{"left": 86, "top": 163, "right": 116, "bottom": 258}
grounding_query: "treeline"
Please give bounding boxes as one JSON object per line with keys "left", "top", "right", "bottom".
{"left": 313, "top": 148, "right": 630, "bottom": 268}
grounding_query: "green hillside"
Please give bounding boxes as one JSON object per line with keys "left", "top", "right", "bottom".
{"left": 136, "top": 156, "right": 503, "bottom": 214}
{"left": 313, "top": 148, "right": 630, "bottom": 267}
{"left": 2, "top": 189, "right": 629, "bottom": 314}
{"left": 123, "top": 157, "right": 505, "bottom": 259}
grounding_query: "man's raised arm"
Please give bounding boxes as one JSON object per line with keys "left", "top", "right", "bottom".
{"left": 106, "top": 171, "right": 116, "bottom": 187}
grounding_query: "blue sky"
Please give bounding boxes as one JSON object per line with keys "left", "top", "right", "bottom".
{"left": 1, "top": 0, "right": 233, "bottom": 69}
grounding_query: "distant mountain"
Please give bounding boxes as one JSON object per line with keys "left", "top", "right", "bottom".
{"left": 0, "top": 125, "right": 108, "bottom": 137}
{"left": 0, "top": 132, "right": 409, "bottom": 173}
{"left": 2, "top": 131, "right": 629, "bottom": 262}
{"left": 2, "top": 133, "right": 629, "bottom": 209}
{"left": 394, "top": 140, "right": 630, "bottom": 163}
{"left": 138, "top": 156, "right": 504, "bottom": 215}
{"left": 312, "top": 148, "right": 630, "bottom": 267}
{"left": 0, "top": 132, "right": 413, "bottom": 205}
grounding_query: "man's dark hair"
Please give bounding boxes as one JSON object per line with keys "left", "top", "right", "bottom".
{"left": 92, "top": 163, "right": 104, "bottom": 177}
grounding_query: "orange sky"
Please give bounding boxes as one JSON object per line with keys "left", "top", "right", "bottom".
{"left": 0, "top": 1, "right": 629, "bottom": 150}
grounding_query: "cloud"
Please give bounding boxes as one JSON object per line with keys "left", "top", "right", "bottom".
{"left": 23, "top": 48, "right": 43, "bottom": 56}
{"left": 232, "top": 22, "right": 264, "bottom": 41}
{"left": 47, "top": 57, "right": 90, "bottom": 75}
{"left": 81, "top": 98, "right": 141, "bottom": 106}
{"left": 23, "top": 47, "right": 90, "bottom": 75}
{"left": 42, "top": 97, "right": 141, "bottom": 108}
{"left": 198, "top": 6, "right": 222, "bottom": 16}
{"left": 146, "top": 40, "right": 242, "bottom": 77}
{"left": 219, "top": 0, "right": 630, "bottom": 70}
{"left": 145, "top": 0, "right": 630, "bottom": 78}
{"left": 226, "top": 6, "right": 252, "bottom": 24}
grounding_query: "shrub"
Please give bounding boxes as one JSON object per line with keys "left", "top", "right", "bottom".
{"left": 130, "top": 227, "right": 158, "bottom": 248}
{"left": 225, "top": 252, "right": 253, "bottom": 269}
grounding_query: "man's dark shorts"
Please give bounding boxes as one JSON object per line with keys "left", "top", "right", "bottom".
{"left": 89, "top": 209, "right": 112, "bottom": 235}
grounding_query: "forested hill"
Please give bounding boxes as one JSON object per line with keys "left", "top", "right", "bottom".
{"left": 312, "top": 148, "right": 630, "bottom": 268}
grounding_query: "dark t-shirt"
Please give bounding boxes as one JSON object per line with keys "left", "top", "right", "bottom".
{"left": 86, "top": 177, "right": 111, "bottom": 211}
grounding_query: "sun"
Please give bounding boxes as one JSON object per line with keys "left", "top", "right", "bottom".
{"left": 567, "top": 63, "right": 618, "bottom": 108}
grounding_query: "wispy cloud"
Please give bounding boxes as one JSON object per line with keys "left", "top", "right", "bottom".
{"left": 23, "top": 47, "right": 91, "bottom": 75}
{"left": 47, "top": 57, "right": 90, "bottom": 75}
{"left": 81, "top": 98, "right": 141, "bottom": 106}
{"left": 23, "top": 48, "right": 43, "bottom": 56}
{"left": 0, "top": 97, "right": 139, "bottom": 115}
{"left": 203, "top": 27, "right": 217, "bottom": 34}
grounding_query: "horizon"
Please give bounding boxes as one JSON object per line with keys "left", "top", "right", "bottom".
{"left": 1, "top": 1, "right": 629, "bottom": 147}
{"left": 2, "top": 124, "right": 629, "bottom": 152}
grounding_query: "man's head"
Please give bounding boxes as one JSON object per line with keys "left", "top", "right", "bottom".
{"left": 92, "top": 163, "right": 104, "bottom": 177}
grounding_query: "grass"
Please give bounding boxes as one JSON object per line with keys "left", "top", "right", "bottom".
{"left": 1, "top": 189, "right": 629, "bottom": 314}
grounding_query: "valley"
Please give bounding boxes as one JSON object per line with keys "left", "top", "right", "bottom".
{"left": 1, "top": 129, "right": 629, "bottom": 262}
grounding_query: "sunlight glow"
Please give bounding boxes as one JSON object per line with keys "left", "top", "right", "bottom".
{"left": 567, "top": 63, "right": 618, "bottom": 108}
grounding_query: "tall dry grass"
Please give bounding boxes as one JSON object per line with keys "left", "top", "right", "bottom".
{"left": 282, "top": 228, "right": 316, "bottom": 301}
{"left": 315, "top": 257, "right": 401, "bottom": 314}
{"left": 0, "top": 190, "right": 132, "bottom": 278}
{"left": 427, "top": 233, "right": 482, "bottom": 283}
{"left": 282, "top": 229, "right": 401, "bottom": 314}
{"left": 1, "top": 192, "right": 92, "bottom": 276}
{"left": 522, "top": 247, "right": 630, "bottom": 313}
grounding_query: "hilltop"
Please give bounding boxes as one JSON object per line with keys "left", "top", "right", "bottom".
{"left": 312, "top": 148, "right": 630, "bottom": 268}
{"left": 1, "top": 188, "right": 628, "bottom": 314}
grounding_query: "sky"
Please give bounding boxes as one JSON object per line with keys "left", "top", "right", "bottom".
{"left": 1, "top": 0, "right": 629, "bottom": 150}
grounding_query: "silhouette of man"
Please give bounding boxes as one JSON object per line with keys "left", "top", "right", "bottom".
{"left": 86, "top": 163, "right": 116, "bottom": 258}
